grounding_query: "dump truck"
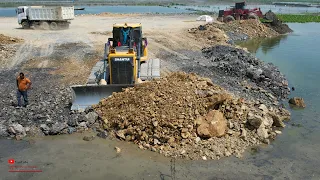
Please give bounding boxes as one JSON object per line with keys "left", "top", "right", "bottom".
{"left": 70, "top": 23, "right": 160, "bottom": 111}
{"left": 16, "top": 6, "right": 74, "bottom": 30}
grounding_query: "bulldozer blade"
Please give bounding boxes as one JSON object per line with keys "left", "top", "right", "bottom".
{"left": 70, "top": 84, "right": 134, "bottom": 111}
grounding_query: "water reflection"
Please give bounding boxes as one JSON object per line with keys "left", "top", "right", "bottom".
{"left": 238, "top": 35, "right": 288, "bottom": 54}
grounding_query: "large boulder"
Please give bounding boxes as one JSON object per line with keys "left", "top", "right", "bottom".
{"left": 289, "top": 97, "right": 306, "bottom": 108}
{"left": 49, "top": 122, "right": 68, "bottom": 135}
{"left": 197, "top": 110, "right": 227, "bottom": 138}
{"left": 7, "top": 123, "right": 26, "bottom": 136}
{"left": 247, "top": 113, "right": 263, "bottom": 129}
{"left": 85, "top": 112, "right": 99, "bottom": 126}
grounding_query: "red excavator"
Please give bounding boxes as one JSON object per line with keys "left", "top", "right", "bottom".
{"left": 218, "top": 1, "right": 263, "bottom": 22}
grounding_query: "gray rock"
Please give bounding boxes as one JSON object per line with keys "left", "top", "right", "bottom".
{"left": 257, "top": 126, "right": 269, "bottom": 139}
{"left": 195, "top": 137, "right": 201, "bottom": 143}
{"left": 68, "top": 127, "right": 76, "bottom": 134}
{"left": 0, "top": 123, "right": 8, "bottom": 136}
{"left": 79, "top": 122, "right": 87, "bottom": 128}
{"left": 83, "top": 135, "right": 95, "bottom": 141}
{"left": 85, "top": 112, "right": 98, "bottom": 124}
{"left": 247, "top": 114, "right": 263, "bottom": 129}
{"left": 97, "top": 131, "right": 108, "bottom": 139}
{"left": 40, "top": 124, "right": 50, "bottom": 133}
{"left": 84, "top": 106, "right": 94, "bottom": 114}
{"left": 8, "top": 123, "right": 26, "bottom": 136}
{"left": 67, "top": 118, "right": 77, "bottom": 127}
{"left": 240, "top": 128, "right": 247, "bottom": 139}
{"left": 269, "top": 113, "right": 285, "bottom": 128}
{"left": 27, "top": 126, "right": 45, "bottom": 137}
{"left": 154, "top": 138, "right": 160, "bottom": 145}
{"left": 258, "top": 104, "right": 269, "bottom": 112}
{"left": 49, "top": 122, "right": 68, "bottom": 135}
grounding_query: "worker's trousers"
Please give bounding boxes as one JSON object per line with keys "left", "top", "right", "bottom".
{"left": 17, "top": 90, "right": 28, "bottom": 107}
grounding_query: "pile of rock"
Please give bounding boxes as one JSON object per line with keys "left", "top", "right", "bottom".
{"left": 202, "top": 45, "right": 290, "bottom": 100}
{"left": 94, "top": 72, "right": 290, "bottom": 160}
{"left": 264, "top": 11, "right": 293, "bottom": 34}
{"left": 188, "top": 25, "right": 228, "bottom": 45}
{"left": 188, "top": 19, "right": 279, "bottom": 44}
{"left": 0, "top": 69, "right": 98, "bottom": 139}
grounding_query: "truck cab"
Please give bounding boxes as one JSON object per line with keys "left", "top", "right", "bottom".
{"left": 16, "top": 6, "right": 28, "bottom": 25}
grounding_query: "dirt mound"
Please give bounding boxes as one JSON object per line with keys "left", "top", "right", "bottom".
{"left": 0, "top": 34, "right": 23, "bottom": 44}
{"left": 202, "top": 45, "right": 290, "bottom": 100}
{"left": 189, "top": 20, "right": 279, "bottom": 44}
{"left": 188, "top": 25, "right": 228, "bottom": 45}
{"left": 0, "top": 34, "right": 24, "bottom": 67}
{"left": 263, "top": 11, "right": 293, "bottom": 34}
{"left": 94, "top": 72, "right": 290, "bottom": 160}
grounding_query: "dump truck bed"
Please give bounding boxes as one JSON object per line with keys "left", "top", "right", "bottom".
{"left": 27, "top": 6, "right": 74, "bottom": 21}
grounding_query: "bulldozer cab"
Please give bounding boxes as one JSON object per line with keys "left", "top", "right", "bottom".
{"left": 235, "top": 2, "right": 246, "bottom": 9}
{"left": 111, "top": 23, "right": 145, "bottom": 58}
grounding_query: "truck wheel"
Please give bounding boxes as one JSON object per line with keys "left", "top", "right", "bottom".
{"left": 40, "top": 21, "right": 49, "bottom": 30}
{"left": 21, "top": 21, "right": 30, "bottom": 29}
{"left": 50, "top": 22, "right": 58, "bottom": 30}
{"left": 224, "top": 15, "right": 235, "bottom": 23}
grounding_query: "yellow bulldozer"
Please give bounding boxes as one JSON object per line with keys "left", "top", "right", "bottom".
{"left": 70, "top": 23, "right": 160, "bottom": 110}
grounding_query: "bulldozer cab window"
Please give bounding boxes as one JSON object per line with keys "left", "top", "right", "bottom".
{"left": 235, "top": 2, "right": 246, "bottom": 9}
{"left": 112, "top": 28, "right": 121, "bottom": 47}
{"left": 120, "top": 27, "right": 131, "bottom": 46}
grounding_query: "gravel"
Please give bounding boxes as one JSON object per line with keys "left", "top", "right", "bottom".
{"left": 0, "top": 68, "right": 96, "bottom": 138}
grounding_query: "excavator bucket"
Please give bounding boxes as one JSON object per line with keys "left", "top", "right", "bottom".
{"left": 70, "top": 84, "right": 134, "bottom": 111}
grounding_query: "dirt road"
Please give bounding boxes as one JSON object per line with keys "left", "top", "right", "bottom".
{"left": 0, "top": 14, "right": 203, "bottom": 75}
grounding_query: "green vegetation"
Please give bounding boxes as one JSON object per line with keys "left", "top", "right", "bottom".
{"left": 277, "top": 14, "right": 320, "bottom": 23}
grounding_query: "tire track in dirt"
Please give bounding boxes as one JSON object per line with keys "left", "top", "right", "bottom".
{"left": 9, "top": 40, "right": 33, "bottom": 68}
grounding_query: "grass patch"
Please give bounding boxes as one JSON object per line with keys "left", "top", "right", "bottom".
{"left": 277, "top": 14, "right": 320, "bottom": 23}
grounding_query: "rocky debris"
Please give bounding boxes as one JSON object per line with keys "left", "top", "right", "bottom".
{"left": 7, "top": 123, "right": 26, "bottom": 137}
{"left": 188, "top": 25, "right": 228, "bottom": 45}
{"left": 263, "top": 11, "right": 293, "bottom": 34}
{"left": 0, "top": 123, "right": 8, "bottom": 136}
{"left": 202, "top": 45, "right": 290, "bottom": 100}
{"left": 26, "top": 125, "right": 45, "bottom": 137}
{"left": 115, "top": 146, "right": 121, "bottom": 153}
{"left": 85, "top": 112, "right": 99, "bottom": 127}
{"left": 189, "top": 20, "right": 278, "bottom": 45}
{"left": 0, "top": 34, "right": 23, "bottom": 44}
{"left": 0, "top": 69, "right": 91, "bottom": 138}
{"left": 94, "top": 72, "right": 291, "bottom": 160}
{"left": 97, "top": 131, "right": 108, "bottom": 139}
{"left": 83, "top": 135, "right": 95, "bottom": 141}
{"left": 289, "top": 97, "right": 306, "bottom": 108}
{"left": 0, "top": 34, "right": 23, "bottom": 65}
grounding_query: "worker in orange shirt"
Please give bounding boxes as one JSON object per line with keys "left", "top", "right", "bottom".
{"left": 16, "top": 72, "right": 32, "bottom": 108}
